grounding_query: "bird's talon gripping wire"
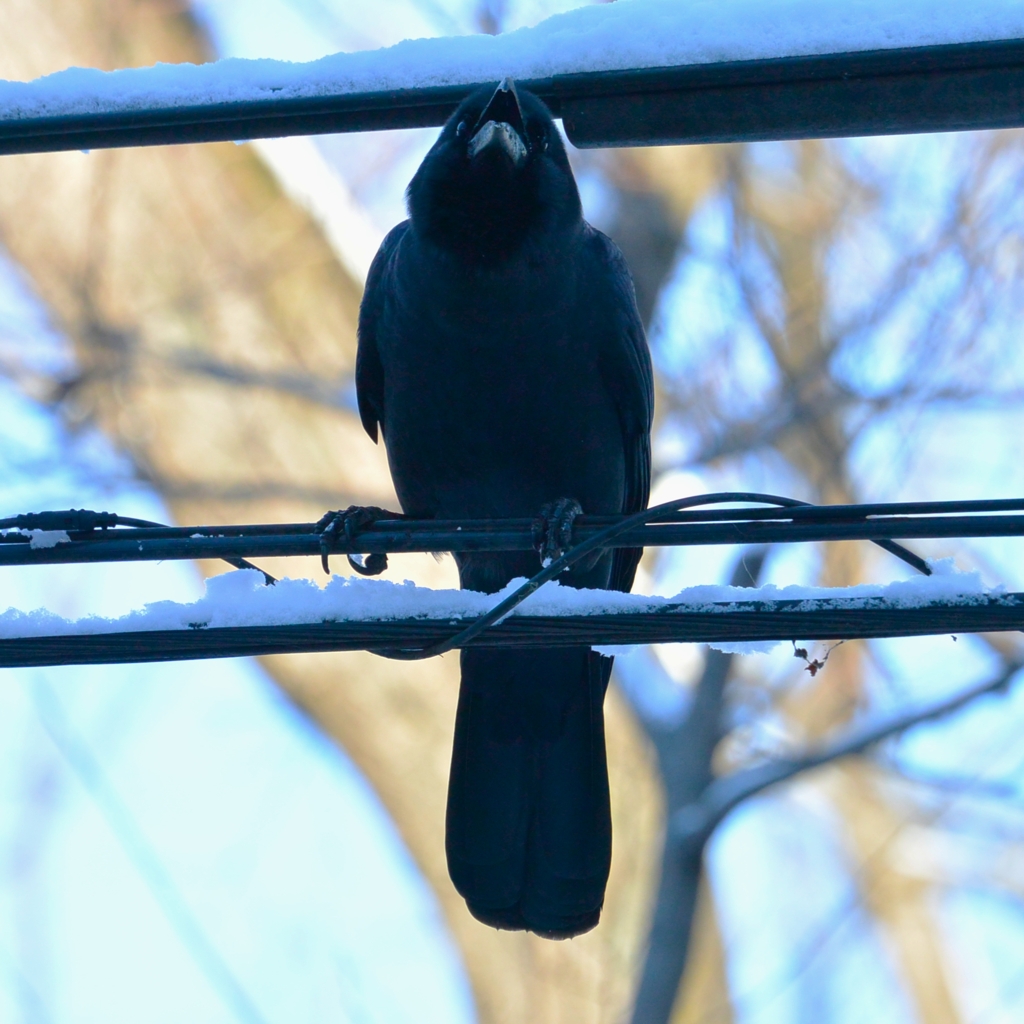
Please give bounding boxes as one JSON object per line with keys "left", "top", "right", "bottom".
{"left": 316, "top": 506, "right": 396, "bottom": 576}
{"left": 532, "top": 498, "right": 583, "bottom": 568}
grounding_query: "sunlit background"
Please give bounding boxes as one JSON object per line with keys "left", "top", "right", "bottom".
{"left": 3, "top": 3, "right": 1024, "bottom": 1023}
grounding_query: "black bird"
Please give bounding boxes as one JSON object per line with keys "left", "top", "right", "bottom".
{"left": 352, "top": 79, "right": 653, "bottom": 938}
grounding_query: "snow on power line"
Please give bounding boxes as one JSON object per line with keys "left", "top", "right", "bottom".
{"left": 0, "top": 559, "right": 998, "bottom": 649}
{"left": 1, "top": 0, "right": 1023, "bottom": 121}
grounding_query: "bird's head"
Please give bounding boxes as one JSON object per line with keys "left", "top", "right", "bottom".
{"left": 406, "top": 79, "right": 582, "bottom": 262}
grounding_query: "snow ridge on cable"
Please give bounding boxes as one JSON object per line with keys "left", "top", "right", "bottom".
{"left": 0, "top": 558, "right": 997, "bottom": 642}
{"left": 2, "top": 0, "right": 1023, "bottom": 122}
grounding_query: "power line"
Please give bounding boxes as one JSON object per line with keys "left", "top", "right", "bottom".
{"left": 16, "top": 492, "right": 1024, "bottom": 568}
{"left": 3, "top": 39, "right": 1024, "bottom": 154}
{"left": 1, "top": 595, "right": 1021, "bottom": 669}
{"left": 4, "top": 492, "right": 1024, "bottom": 665}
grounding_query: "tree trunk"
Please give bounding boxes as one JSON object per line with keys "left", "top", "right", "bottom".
{"left": 0, "top": 4, "right": 663, "bottom": 1021}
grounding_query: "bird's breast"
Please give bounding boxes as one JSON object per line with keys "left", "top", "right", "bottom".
{"left": 378, "top": 252, "right": 625, "bottom": 520}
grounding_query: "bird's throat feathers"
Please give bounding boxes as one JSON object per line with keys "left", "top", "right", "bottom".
{"left": 406, "top": 83, "right": 583, "bottom": 265}
{"left": 409, "top": 168, "right": 577, "bottom": 262}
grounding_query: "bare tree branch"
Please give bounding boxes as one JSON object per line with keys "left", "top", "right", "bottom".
{"left": 631, "top": 549, "right": 767, "bottom": 1024}
{"left": 671, "top": 658, "right": 1024, "bottom": 847}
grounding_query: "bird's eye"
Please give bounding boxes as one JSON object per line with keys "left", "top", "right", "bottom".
{"left": 456, "top": 121, "right": 467, "bottom": 138}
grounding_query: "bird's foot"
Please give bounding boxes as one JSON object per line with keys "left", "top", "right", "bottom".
{"left": 316, "top": 505, "right": 401, "bottom": 576}
{"left": 532, "top": 498, "right": 583, "bottom": 568}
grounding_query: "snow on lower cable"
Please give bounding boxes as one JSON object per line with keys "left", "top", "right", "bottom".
{"left": 1, "top": 1, "right": 1023, "bottom": 121}
{"left": 1, "top": 528, "right": 71, "bottom": 549}
{"left": 0, "top": 559, "right": 1000, "bottom": 649}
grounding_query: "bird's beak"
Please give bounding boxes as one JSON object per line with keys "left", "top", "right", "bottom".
{"left": 468, "top": 78, "right": 528, "bottom": 166}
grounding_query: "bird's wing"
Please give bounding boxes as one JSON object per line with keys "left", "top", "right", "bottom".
{"left": 355, "top": 220, "right": 410, "bottom": 443}
{"left": 584, "top": 226, "right": 654, "bottom": 594}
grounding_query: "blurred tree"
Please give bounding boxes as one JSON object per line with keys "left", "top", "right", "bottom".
{"left": 0, "top": 3, "right": 662, "bottom": 1023}
{"left": 624, "top": 132, "right": 1024, "bottom": 1022}
{"left": 4, "top": 3, "right": 1024, "bottom": 1024}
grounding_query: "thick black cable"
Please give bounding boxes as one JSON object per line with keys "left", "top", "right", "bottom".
{"left": 1, "top": 595, "right": 1022, "bottom": 668}
{"left": 0, "top": 509, "right": 276, "bottom": 584}
{"left": 10, "top": 496, "right": 1024, "bottom": 539}
{"left": 8, "top": 496, "right": 1024, "bottom": 569}
{"left": 1, "top": 495, "right": 933, "bottom": 578}
{"left": 372, "top": 493, "right": 929, "bottom": 661}
{"left": 4, "top": 39, "right": 1024, "bottom": 154}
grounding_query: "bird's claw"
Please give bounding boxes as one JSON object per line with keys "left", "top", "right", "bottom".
{"left": 532, "top": 498, "right": 583, "bottom": 568}
{"left": 316, "top": 505, "right": 395, "bottom": 576}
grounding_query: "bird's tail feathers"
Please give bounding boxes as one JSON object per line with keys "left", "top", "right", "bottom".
{"left": 446, "top": 647, "right": 612, "bottom": 938}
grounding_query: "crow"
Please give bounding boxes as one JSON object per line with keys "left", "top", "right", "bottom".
{"left": 351, "top": 79, "right": 653, "bottom": 938}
